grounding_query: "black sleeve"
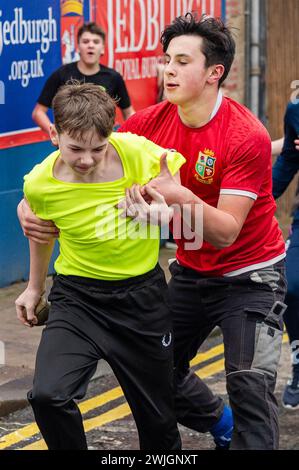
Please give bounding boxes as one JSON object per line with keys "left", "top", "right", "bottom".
{"left": 37, "top": 69, "right": 62, "bottom": 108}
{"left": 114, "top": 74, "right": 131, "bottom": 109}
{"left": 272, "top": 103, "right": 299, "bottom": 199}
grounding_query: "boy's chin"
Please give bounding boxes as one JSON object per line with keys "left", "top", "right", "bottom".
{"left": 74, "top": 166, "right": 94, "bottom": 174}
{"left": 165, "top": 92, "right": 184, "bottom": 106}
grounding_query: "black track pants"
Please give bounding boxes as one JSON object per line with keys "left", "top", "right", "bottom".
{"left": 28, "top": 265, "right": 181, "bottom": 450}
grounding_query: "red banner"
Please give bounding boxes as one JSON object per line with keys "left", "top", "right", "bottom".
{"left": 0, "top": 0, "right": 224, "bottom": 149}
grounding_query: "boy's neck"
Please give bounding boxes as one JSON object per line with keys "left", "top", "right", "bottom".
{"left": 177, "top": 87, "right": 222, "bottom": 128}
{"left": 77, "top": 60, "right": 100, "bottom": 76}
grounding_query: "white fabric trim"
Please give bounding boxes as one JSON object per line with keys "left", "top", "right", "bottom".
{"left": 0, "top": 127, "right": 40, "bottom": 137}
{"left": 220, "top": 189, "right": 258, "bottom": 200}
{"left": 223, "top": 253, "right": 286, "bottom": 277}
{"left": 226, "top": 370, "right": 265, "bottom": 377}
{"left": 168, "top": 258, "right": 176, "bottom": 266}
{"left": 209, "top": 90, "right": 223, "bottom": 121}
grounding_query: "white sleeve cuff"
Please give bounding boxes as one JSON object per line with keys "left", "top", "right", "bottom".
{"left": 220, "top": 189, "right": 258, "bottom": 200}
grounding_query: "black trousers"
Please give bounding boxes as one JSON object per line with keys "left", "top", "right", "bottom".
{"left": 169, "top": 260, "right": 287, "bottom": 450}
{"left": 28, "top": 265, "right": 181, "bottom": 450}
{"left": 284, "top": 222, "right": 299, "bottom": 359}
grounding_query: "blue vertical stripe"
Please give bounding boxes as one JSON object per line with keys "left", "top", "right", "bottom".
{"left": 83, "top": 0, "right": 90, "bottom": 21}
{"left": 221, "top": 0, "right": 226, "bottom": 19}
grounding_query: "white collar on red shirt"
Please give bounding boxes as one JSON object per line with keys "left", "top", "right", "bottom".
{"left": 210, "top": 90, "right": 223, "bottom": 121}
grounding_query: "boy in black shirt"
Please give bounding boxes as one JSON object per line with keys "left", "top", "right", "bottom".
{"left": 32, "top": 22, "right": 134, "bottom": 134}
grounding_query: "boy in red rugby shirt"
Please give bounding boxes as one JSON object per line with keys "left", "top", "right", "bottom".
{"left": 119, "top": 14, "right": 286, "bottom": 450}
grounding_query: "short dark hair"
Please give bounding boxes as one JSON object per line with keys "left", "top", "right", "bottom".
{"left": 161, "top": 13, "right": 235, "bottom": 85}
{"left": 77, "top": 22, "right": 106, "bottom": 43}
{"left": 53, "top": 81, "right": 116, "bottom": 140}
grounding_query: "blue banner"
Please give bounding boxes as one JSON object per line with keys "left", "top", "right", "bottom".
{"left": 0, "top": 0, "right": 62, "bottom": 134}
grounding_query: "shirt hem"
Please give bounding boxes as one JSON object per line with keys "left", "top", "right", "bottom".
{"left": 223, "top": 253, "right": 286, "bottom": 277}
{"left": 175, "top": 252, "right": 286, "bottom": 277}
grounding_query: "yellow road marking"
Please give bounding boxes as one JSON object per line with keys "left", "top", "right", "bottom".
{"left": 84, "top": 403, "right": 131, "bottom": 432}
{"left": 79, "top": 386, "right": 123, "bottom": 414}
{"left": 196, "top": 358, "right": 225, "bottom": 379}
{"left": 22, "top": 403, "right": 131, "bottom": 450}
{"left": 21, "top": 361, "right": 228, "bottom": 450}
{"left": 0, "top": 333, "right": 290, "bottom": 450}
{"left": 190, "top": 344, "right": 224, "bottom": 367}
{"left": 283, "top": 333, "right": 288, "bottom": 343}
{"left": 0, "top": 385, "right": 123, "bottom": 450}
{"left": 0, "top": 423, "right": 39, "bottom": 450}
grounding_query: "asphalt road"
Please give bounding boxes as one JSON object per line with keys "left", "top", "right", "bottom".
{"left": 0, "top": 331, "right": 298, "bottom": 451}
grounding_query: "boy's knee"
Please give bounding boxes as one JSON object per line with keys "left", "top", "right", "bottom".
{"left": 226, "top": 369, "right": 276, "bottom": 403}
{"left": 28, "top": 386, "right": 69, "bottom": 407}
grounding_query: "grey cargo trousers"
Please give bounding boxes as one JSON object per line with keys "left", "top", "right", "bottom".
{"left": 169, "top": 260, "right": 287, "bottom": 450}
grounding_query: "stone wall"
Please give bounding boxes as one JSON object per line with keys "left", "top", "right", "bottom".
{"left": 223, "top": 0, "right": 246, "bottom": 104}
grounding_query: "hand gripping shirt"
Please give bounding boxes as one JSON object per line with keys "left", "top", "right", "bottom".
{"left": 24, "top": 132, "right": 185, "bottom": 280}
{"left": 119, "top": 97, "right": 286, "bottom": 277}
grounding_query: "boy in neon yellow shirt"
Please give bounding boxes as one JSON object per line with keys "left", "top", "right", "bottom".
{"left": 15, "top": 82, "right": 185, "bottom": 450}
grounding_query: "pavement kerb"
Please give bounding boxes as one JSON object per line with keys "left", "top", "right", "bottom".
{"left": 0, "top": 359, "right": 114, "bottom": 418}
{"left": 0, "top": 328, "right": 222, "bottom": 418}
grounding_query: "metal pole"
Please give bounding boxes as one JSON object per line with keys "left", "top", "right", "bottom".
{"left": 250, "top": 0, "right": 261, "bottom": 116}
{"left": 244, "top": 0, "right": 251, "bottom": 108}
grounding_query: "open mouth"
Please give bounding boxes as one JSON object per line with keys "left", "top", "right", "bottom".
{"left": 166, "top": 83, "right": 179, "bottom": 89}
{"left": 75, "top": 166, "right": 92, "bottom": 173}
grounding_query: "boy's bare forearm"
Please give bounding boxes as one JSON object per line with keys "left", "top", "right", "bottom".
{"left": 18, "top": 199, "right": 60, "bottom": 243}
{"left": 28, "top": 239, "right": 55, "bottom": 292}
{"left": 32, "top": 104, "right": 51, "bottom": 134}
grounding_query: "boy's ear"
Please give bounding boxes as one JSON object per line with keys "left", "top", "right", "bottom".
{"left": 49, "top": 125, "right": 59, "bottom": 146}
{"left": 207, "top": 64, "right": 225, "bottom": 85}
{"left": 99, "top": 38, "right": 105, "bottom": 56}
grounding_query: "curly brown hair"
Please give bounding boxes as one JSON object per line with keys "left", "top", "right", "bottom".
{"left": 77, "top": 22, "right": 106, "bottom": 43}
{"left": 161, "top": 13, "right": 235, "bottom": 86}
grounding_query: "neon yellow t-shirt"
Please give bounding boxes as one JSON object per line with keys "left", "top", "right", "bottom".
{"left": 24, "top": 132, "right": 185, "bottom": 280}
